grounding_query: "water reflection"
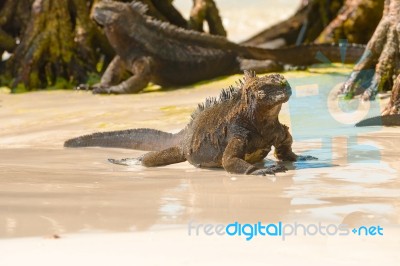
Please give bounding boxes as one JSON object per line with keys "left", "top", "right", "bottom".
{"left": 0, "top": 132, "right": 398, "bottom": 238}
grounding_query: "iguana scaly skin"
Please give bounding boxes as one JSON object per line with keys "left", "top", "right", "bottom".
{"left": 82, "top": 0, "right": 365, "bottom": 94}
{"left": 66, "top": 72, "right": 316, "bottom": 175}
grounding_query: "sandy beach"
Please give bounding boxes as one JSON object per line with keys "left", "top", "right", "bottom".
{"left": 1, "top": 0, "right": 399, "bottom": 264}
{"left": 1, "top": 65, "right": 399, "bottom": 264}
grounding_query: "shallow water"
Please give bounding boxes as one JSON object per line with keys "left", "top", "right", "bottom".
{"left": 1, "top": 66, "right": 399, "bottom": 240}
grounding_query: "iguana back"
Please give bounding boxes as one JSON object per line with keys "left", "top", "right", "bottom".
{"left": 86, "top": 1, "right": 366, "bottom": 94}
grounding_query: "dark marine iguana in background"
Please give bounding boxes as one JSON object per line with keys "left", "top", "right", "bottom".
{"left": 81, "top": 0, "right": 366, "bottom": 94}
{"left": 66, "top": 72, "right": 316, "bottom": 175}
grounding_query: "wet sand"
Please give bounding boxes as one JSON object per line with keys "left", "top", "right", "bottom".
{"left": 0, "top": 66, "right": 399, "bottom": 264}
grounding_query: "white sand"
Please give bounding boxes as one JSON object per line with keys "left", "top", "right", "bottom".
{"left": 0, "top": 228, "right": 399, "bottom": 266}
{"left": 0, "top": 67, "right": 399, "bottom": 265}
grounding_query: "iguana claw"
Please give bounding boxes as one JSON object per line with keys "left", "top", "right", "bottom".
{"left": 251, "top": 164, "right": 287, "bottom": 176}
{"left": 108, "top": 157, "right": 142, "bottom": 166}
{"left": 296, "top": 155, "right": 318, "bottom": 161}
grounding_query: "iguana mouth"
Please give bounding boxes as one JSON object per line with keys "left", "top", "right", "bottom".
{"left": 273, "top": 93, "right": 288, "bottom": 102}
{"left": 269, "top": 93, "right": 290, "bottom": 106}
{"left": 270, "top": 85, "right": 291, "bottom": 101}
{"left": 93, "top": 19, "right": 104, "bottom": 28}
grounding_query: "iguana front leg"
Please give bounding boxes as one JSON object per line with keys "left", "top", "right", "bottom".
{"left": 109, "top": 146, "right": 186, "bottom": 167}
{"left": 98, "top": 56, "right": 126, "bottom": 87}
{"left": 222, "top": 137, "right": 286, "bottom": 176}
{"left": 93, "top": 57, "right": 153, "bottom": 94}
{"left": 77, "top": 56, "right": 126, "bottom": 91}
{"left": 274, "top": 125, "right": 317, "bottom": 161}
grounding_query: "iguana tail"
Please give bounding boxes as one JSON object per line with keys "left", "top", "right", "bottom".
{"left": 355, "top": 114, "right": 400, "bottom": 127}
{"left": 242, "top": 43, "right": 366, "bottom": 65}
{"left": 64, "top": 128, "right": 184, "bottom": 151}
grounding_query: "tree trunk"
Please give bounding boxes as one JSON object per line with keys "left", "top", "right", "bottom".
{"left": 151, "top": 0, "right": 187, "bottom": 28}
{"left": 316, "top": 0, "right": 384, "bottom": 44}
{"left": 189, "top": 0, "right": 226, "bottom": 36}
{"left": 242, "top": 0, "right": 384, "bottom": 47}
{"left": 0, "top": 0, "right": 33, "bottom": 53}
{"left": 9, "top": 0, "right": 106, "bottom": 90}
{"left": 382, "top": 75, "right": 400, "bottom": 115}
{"left": 242, "top": 0, "right": 345, "bottom": 47}
{"left": 1, "top": 0, "right": 226, "bottom": 91}
{"left": 341, "top": 0, "right": 400, "bottom": 103}
{"left": 136, "top": 0, "right": 226, "bottom": 35}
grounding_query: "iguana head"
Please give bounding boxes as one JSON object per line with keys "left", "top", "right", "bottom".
{"left": 92, "top": 1, "right": 146, "bottom": 28}
{"left": 92, "top": 1, "right": 147, "bottom": 56}
{"left": 242, "top": 71, "right": 292, "bottom": 108}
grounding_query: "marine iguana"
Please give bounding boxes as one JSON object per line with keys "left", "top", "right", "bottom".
{"left": 81, "top": 0, "right": 365, "bottom": 94}
{"left": 66, "top": 72, "right": 316, "bottom": 175}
